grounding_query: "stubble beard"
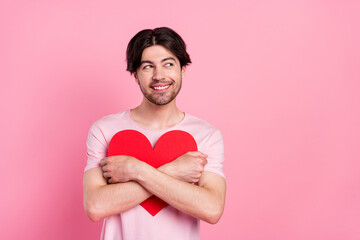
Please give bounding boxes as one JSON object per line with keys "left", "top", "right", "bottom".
{"left": 140, "top": 80, "right": 182, "bottom": 106}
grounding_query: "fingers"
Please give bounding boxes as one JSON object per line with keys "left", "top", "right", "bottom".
{"left": 187, "top": 172, "right": 202, "bottom": 184}
{"left": 181, "top": 151, "right": 209, "bottom": 172}
{"left": 107, "top": 178, "right": 114, "bottom": 184}
{"left": 197, "top": 161, "right": 206, "bottom": 172}
{"left": 101, "top": 158, "right": 110, "bottom": 180}
{"left": 100, "top": 156, "right": 118, "bottom": 166}
{"left": 187, "top": 151, "right": 208, "bottom": 158}
{"left": 200, "top": 157, "right": 208, "bottom": 166}
{"left": 101, "top": 164, "right": 108, "bottom": 172}
{"left": 102, "top": 169, "right": 116, "bottom": 184}
{"left": 103, "top": 171, "right": 111, "bottom": 178}
{"left": 100, "top": 158, "right": 107, "bottom": 166}
{"left": 193, "top": 172, "right": 202, "bottom": 183}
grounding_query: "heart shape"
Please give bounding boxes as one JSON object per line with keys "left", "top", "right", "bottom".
{"left": 108, "top": 130, "right": 197, "bottom": 216}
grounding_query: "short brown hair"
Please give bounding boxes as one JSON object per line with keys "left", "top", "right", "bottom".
{"left": 126, "top": 27, "right": 191, "bottom": 74}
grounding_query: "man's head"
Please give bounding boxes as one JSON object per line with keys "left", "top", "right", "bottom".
{"left": 126, "top": 27, "right": 191, "bottom": 106}
{"left": 126, "top": 27, "right": 191, "bottom": 74}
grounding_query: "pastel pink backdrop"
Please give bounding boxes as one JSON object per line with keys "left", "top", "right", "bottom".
{"left": 1, "top": 0, "right": 359, "bottom": 239}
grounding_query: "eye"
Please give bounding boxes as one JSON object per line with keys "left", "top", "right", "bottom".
{"left": 143, "top": 65, "right": 152, "bottom": 70}
{"left": 164, "top": 62, "right": 174, "bottom": 67}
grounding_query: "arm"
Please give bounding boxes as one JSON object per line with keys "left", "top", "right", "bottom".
{"left": 122, "top": 157, "right": 226, "bottom": 224}
{"left": 83, "top": 152, "right": 207, "bottom": 221}
{"left": 143, "top": 170, "right": 226, "bottom": 224}
{"left": 83, "top": 166, "right": 152, "bottom": 222}
{"left": 84, "top": 124, "right": 154, "bottom": 221}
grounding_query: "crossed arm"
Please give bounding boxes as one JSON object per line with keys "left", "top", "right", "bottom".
{"left": 83, "top": 151, "right": 226, "bottom": 224}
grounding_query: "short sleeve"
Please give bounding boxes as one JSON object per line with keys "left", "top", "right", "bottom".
{"left": 203, "top": 130, "right": 225, "bottom": 178}
{"left": 84, "top": 123, "right": 109, "bottom": 172}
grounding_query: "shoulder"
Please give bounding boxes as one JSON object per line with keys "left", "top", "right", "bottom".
{"left": 183, "top": 113, "right": 220, "bottom": 134}
{"left": 180, "top": 113, "right": 223, "bottom": 148}
{"left": 88, "top": 110, "right": 133, "bottom": 141}
{"left": 91, "top": 110, "right": 129, "bottom": 129}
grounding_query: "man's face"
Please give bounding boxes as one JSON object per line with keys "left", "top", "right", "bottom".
{"left": 135, "top": 45, "right": 185, "bottom": 106}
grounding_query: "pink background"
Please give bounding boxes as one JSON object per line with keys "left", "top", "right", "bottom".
{"left": 1, "top": 0, "right": 360, "bottom": 239}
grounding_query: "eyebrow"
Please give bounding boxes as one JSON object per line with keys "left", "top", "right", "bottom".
{"left": 140, "top": 57, "right": 176, "bottom": 66}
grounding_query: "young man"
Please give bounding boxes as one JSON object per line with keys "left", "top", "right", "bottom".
{"left": 83, "top": 27, "right": 226, "bottom": 240}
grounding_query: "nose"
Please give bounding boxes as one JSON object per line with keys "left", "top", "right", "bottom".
{"left": 152, "top": 67, "right": 164, "bottom": 80}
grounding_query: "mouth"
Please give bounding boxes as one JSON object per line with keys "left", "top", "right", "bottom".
{"left": 151, "top": 83, "right": 171, "bottom": 92}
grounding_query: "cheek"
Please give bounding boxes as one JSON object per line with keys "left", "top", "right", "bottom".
{"left": 168, "top": 72, "right": 182, "bottom": 81}
{"left": 137, "top": 73, "right": 151, "bottom": 83}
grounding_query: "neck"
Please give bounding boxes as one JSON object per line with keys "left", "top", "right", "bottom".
{"left": 130, "top": 98, "right": 184, "bottom": 130}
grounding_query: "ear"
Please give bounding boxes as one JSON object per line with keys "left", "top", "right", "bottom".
{"left": 133, "top": 72, "right": 139, "bottom": 85}
{"left": 181, "top": 66, "right": 186, "bottom": 79}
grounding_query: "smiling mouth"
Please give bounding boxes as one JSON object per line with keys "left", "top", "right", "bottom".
{"left": 151, "top": 83, "right": 172, "bottom": 91}
{"left": 153, "top": 85, "right": 170, "bottom": 90}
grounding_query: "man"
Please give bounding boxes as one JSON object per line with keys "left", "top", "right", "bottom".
{"left": 83, "top": 27, "right": 226, "bottom": 240}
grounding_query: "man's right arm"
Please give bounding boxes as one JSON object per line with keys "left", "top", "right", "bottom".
{"left": 83, "top": 123, "right": 155, "bottom": 221}
{"left": 83, "top": 167, "right": 152, "bottom": 222}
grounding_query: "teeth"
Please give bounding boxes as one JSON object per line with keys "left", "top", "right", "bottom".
{"left": 154, "top": 85, "right": 169, "bottom": 90}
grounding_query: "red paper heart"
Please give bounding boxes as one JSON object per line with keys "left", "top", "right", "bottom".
{"left": 108, "top": 130, "right": 197, "bottom": 216}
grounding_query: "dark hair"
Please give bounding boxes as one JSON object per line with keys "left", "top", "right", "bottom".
{"left": 126, "top": 27, "right": 191, "bottom": 74}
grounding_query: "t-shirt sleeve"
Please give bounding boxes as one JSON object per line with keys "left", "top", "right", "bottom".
{"left": 84, "top": 123, "right": 108, "bottom": 172}
{"left": 203, "top": 130, "right": 225, "bottom": 178}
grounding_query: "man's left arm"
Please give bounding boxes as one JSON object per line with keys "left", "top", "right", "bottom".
{"left": 135, "top": 160, "right": 226, "bottom": 224}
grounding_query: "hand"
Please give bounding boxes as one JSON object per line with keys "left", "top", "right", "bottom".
{"left": 159, "top": 151, "right": 208, "bottom": 183}
{"left": 100, "top": 155, "right": 142, "bottom": 184}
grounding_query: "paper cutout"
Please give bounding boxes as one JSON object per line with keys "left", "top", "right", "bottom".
{"left": 108, "top": 130, "right": 197, "bottom": 216}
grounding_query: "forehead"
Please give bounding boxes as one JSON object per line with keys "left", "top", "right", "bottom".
{"left": 141, "top": 45, "right": 179, "bottom": 62}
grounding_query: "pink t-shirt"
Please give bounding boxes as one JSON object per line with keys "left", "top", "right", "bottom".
{"left": 85, "top": 110, "right": 225, "bottom": 240}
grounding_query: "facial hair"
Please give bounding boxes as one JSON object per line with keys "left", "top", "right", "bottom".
{"left": 139, "top": 80, "right": 182, "bottom": 106}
